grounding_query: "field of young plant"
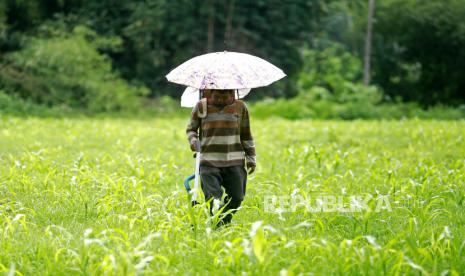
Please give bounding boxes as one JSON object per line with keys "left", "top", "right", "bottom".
{"left": 1, "top": 116, "right": 464, "bottom": 275}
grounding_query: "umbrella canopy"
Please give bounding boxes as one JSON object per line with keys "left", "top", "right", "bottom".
{"left": 166, "top": 51, "right": 286, "bottom": 89}
{"left": 181, "top": 87, "right": 251, "bottom": 107}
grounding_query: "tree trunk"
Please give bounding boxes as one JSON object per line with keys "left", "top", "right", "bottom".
{"left": 363, "top": 0, "right": 375, "bottom": 86}
{"left": 206, "top": 0, "right": 215, "bottom": 53}
{"left": 224, "top": 0, "right": 235, "bottom": 50}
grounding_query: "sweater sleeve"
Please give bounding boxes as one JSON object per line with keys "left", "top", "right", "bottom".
{"left": 239, "top": 102, "right": 256, "bottom": 165}
{"left": 186, "top": 102, "right": 200, "bottom": 144}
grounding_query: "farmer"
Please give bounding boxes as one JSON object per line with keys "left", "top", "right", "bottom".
{"left": 186, "top": 89, "right": 256, "bottom": 227}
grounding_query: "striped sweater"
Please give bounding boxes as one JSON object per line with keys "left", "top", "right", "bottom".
{"left": 186, "top": 99, "right": 256, "bottom": 167}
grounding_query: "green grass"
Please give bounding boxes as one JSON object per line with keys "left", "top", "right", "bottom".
{"left": 1, "top": 116, "right": 464, "bottom": 275}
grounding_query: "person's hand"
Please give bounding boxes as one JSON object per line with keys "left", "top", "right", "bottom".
{"left": 190, "top": 140, "right": 199, "bottom": 152}
{"left": 246, "top": 162, "right": 256, "bottom": 174}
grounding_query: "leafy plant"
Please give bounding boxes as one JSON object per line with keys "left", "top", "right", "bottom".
{"left": 1, "top": 25, "right": 148, "bottom": 112}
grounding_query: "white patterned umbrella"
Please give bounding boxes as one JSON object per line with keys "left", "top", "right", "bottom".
{"left": 181, "top": 87, "right": 251, "bottom": 107}
{"left": 166, "top": 51, "right": 286, "bottom": 89}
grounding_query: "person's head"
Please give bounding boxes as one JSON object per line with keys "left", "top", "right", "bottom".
{"left": 210, "top": 89, "right": 235, "bottom": 106}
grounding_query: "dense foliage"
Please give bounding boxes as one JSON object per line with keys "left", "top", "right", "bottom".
{"left": 1, "top": 26, "right": 147, "bottom": 111}
{"left": 1, "top": 0, "right": 464, "bottom": 113}
{"left": 373, "top": 0, "right": 465, "bottom": 106}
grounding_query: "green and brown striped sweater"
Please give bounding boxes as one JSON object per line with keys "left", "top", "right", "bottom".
{"left": 186, "top": 99, "right": 256, "bottom": 167}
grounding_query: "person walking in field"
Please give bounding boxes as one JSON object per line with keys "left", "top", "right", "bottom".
{"left": 186, "top": 89, "right": 256, "bottom": 227}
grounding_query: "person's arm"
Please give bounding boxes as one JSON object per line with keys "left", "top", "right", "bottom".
{"left": 240, "top": 102, "right": 256, "bottom": 173}
{"left": 186, "top": 103, "right": 200, "bottom": 151}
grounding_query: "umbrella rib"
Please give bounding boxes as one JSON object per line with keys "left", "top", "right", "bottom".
{"left": 197, "top": 52, "right": 222, "bottom": 89}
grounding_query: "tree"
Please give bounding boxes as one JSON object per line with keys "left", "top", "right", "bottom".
{"left": 363, "top": 0, "right": 375, "bottom": 86}
{"left": 373, "top": 0, "right": 465, "bottom": 105}
{"left": 0, "top": 26, "right": 146, "bottom": 111}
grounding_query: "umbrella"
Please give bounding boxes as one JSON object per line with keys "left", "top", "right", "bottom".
{"left": 166, "top": 51, "right": 286, "bottom": 90}
{"left": 181, "top": 87, "right": 251, "bottom": 107}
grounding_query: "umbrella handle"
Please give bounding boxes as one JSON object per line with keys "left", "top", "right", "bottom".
{"left": 183, "top": 174, "right": 195, "bottom": 192}
{"left": 183, "top": 174, "right": 200, "bottom": 207}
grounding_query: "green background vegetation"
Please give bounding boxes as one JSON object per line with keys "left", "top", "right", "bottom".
{"left": 1, "top": 0, "right": 465, "bottom": 118}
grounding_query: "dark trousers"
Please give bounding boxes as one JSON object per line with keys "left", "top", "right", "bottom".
{"left": 200, "top": 165, "right": 247, "bottom": 224}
